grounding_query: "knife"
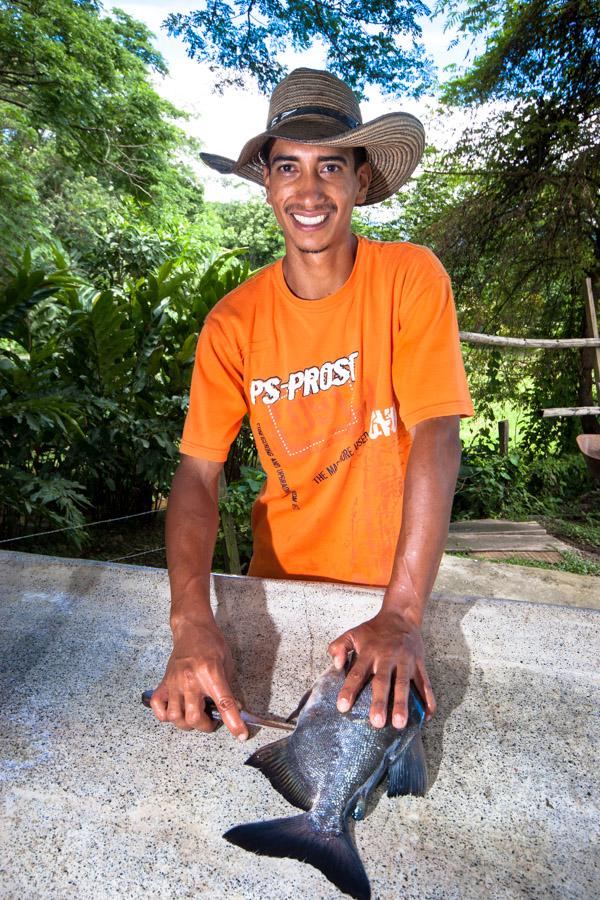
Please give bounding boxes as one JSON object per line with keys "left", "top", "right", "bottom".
{"left": 141, "top": 689, "right": 296, "bottom": 732}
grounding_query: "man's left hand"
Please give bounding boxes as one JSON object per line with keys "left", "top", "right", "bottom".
{"left": 327, "top": 610, "right": 436, "bottom": 729}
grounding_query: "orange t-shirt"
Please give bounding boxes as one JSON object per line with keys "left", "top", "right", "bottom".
{"left": 181, "top": 236, "right": 474, "bottom": 586}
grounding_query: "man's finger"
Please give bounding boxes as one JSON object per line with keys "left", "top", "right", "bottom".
{"left": 328, "top": 632, "right": 353, "bottom": 670}
{"left": 206, "top": 676, "right": 248, "bottom": 741}
{"left": 166, "top": 692, "right": 192, "bottom": 730}
{"left": 149, "top": 687, "right": 168, "bottom": 722}
{"left": 416, "top": 663, "right": 437, "bottom": 720}
{"left": 337, "top": 662, "right": 369, "bottom": 713}
{"left": 183, "top": 691, "right": 215, "bottom": 732}
{"left": 392, "top": 673, "right": 410, "bottom": 729}
{"left": 369, "top": 671, "right": 392, "bottom": 728}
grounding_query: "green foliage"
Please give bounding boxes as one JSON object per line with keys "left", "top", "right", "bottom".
{"left": 217, "top": 465, "right": 266, "bottom": 570}
{"left": 439, "top": 0, "right": 598, "bottom": 106}
{"left": 211, "top": 200, "right": 285, "bottom": 268}
{"left": 365, "top": 1, "right": 600, "bottom": 452}
{"left": 164, "top": 1, "right": 434, "bottom": 97}
{"left": 0, "top": 1, "right": 204, "bottom": 269}
{"left": 0, "top": 1, "right": 177, "bottom": 184}
{"left": 0, "top": 245, "right": 251, "bottom": 539}
{"left": 454, "top": 432, "right": 590, "bottom": 520}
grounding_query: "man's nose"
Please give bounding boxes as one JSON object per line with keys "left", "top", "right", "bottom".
{"left": 294, "top": 168, "right": 327, "bottom": 203}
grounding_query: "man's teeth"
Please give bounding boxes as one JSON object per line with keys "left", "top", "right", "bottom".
{"left": 292, "top": 213, "right": 327, "bottom": 225}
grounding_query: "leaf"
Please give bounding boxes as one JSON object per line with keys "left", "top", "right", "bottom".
{"left": 157, "top": 259, "right": 176, "bottom": 282}
{"left": 176, "top": 332, "right": 197, "bottom": 364}
{"left": 88, "top": 291, "right": 135, "bottom": 392}
{"left": 147, "top": 344, "right": 165, "bottom": 377}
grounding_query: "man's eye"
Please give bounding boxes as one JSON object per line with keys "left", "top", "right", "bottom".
{"left": 323, "top": 164, "right": 341, "bottom": 173}
{"left": 277, "top": 164, "right": 295, "bottom": 173}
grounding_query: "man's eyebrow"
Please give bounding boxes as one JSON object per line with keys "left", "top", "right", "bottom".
{"left": 270, "top": 154, "right": 350, "bottom": 165}
{"left": 317, "top": 155, "right": 349, "bottom": 164}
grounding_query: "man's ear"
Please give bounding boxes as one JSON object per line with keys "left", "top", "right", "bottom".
{"left": 355, "top": 162, "right": 372, "bottom": 206}
{"left": 262, "top": 165, "right": 272, "bottom": 205}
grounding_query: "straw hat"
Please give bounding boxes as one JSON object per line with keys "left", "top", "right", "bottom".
{"left": 200, "top": 68, "right": 425, "bottom": 205}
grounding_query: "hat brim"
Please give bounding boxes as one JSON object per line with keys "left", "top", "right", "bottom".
{"left": 200, "top": 112, "right": 425, "bottom": 205}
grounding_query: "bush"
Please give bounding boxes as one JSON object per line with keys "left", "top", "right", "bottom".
{"left": 454, "top": 428, "right": 590, "bottom": 520}
{"left": 0, "top": 244, "right": 251, "bottom": 541}
{"left": 216, "top": 465, "right": 266, "bottom": 572}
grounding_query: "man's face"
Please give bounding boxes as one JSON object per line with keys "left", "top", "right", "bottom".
{"left": 262, "top": 138, "right": 371, "bottom": 255}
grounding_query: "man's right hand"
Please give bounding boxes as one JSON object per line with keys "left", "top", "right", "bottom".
{"left": 149, "top": 620, "right": 249, "bottom": 741}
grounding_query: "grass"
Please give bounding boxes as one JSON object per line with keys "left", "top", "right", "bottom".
{"left": 542, "top": 516, "right": 600, "bottom": 555}
{"left": 499, "top": 551, "right": 600, "bottom": 577}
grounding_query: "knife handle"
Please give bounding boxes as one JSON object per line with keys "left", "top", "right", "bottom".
{"left": 141, "top": 689, "right": 220, "bottom": 720}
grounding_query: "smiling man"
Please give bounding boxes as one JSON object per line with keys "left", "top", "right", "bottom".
{"left": 150, "top": 69, "right": 474, "bottom": 740}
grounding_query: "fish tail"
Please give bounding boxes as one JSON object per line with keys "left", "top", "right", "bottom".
{"left": 224, "top": 813, "right": 371, "bottom": 900}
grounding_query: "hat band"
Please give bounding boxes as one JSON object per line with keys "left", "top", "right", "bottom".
{"left": 268, "top": 105, "right": 360, "bottom": 131}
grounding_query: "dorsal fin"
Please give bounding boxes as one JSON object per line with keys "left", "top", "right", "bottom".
{"left": 245, "top": 737, "right": 315, "bottom": 811}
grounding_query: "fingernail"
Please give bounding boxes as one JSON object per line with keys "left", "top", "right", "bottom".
{"left": 338, "top": 699, "right": 350, "bottom": 713}
{"left": 393, "top": 715, "right": 406, "bottom": 728}
{"left": 237, "top": 732, "right": 248, "bottom": 742}
{"left": 374, "top": 714, "right": 384, "bottom": 728}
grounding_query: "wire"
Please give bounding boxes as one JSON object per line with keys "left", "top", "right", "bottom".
{"left": 0, "top": 507, "right": 166, "bottom": 545}
{"left": 109, "top": 546, "right": 166, "bottom": 562}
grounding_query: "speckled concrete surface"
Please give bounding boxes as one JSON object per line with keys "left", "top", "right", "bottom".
{"left": 1, "top": 550, "right": 599, "bottom": 900}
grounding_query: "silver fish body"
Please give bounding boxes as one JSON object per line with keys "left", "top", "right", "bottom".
{"left": 224, "top": 662, "right": 428, "bottom": 899}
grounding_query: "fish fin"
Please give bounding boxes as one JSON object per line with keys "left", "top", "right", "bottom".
{"left": 285, "top": 687, "right": 312, "bottom": 723}
{"left": 224, "top": 813, "right": 371, "bottom": 900}
{"left": 408, "top": 683, "right": 426, "bottom": 726}
{"left": 245, "top": 738, "right": 315, "bottom": 811}
{"left": 387, "top": 732, "right": 428, "bottom": 798}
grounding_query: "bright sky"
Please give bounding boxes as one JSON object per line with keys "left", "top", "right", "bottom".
{"left": 113, "top": 1, "right": 482, "bottom": 201}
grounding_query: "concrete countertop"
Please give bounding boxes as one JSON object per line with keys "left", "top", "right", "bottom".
{"left": 0, "top": 550, "right": 598, "bottom": 899}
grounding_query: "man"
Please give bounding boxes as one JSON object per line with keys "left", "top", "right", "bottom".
{"left": 150, "top": 68, "right": 474, "bottom": 741}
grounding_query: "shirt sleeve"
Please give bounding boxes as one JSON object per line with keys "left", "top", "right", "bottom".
{"left": 180, "top": 316, "right": 248, "bottom": 461}
{"left": 392, "top": 253, "right": 474, "bottom": 431}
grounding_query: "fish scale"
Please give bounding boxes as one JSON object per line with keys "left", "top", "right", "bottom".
{"left": 225, "top": 661, "right": 428, "bottom": 899}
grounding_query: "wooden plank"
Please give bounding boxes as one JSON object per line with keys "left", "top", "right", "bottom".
{"left": 540, "top": 406, "right": 600, "bottom": 417}
{"left": 446, "top": 534, "right": 569, "bottom": 552}
{"left": 460, "top": 331, "right": 600, "bottom": 349}
{"left": 449, "top": 520, "right": 545, "bottom": 534}
{"left": 583, "top": 277, "right": 600, "bottom": 402}
{"left": 469, "top": 551, "right": 563, "bottom": 563}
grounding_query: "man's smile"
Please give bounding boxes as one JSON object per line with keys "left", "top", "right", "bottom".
{"left": 292, "top": 212, "right": 327, "bottom": 226}
{"left": 287, "top": 208, "right": 335, "bottom": 231}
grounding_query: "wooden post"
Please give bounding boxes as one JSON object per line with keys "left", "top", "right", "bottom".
{"left": 583, "top": 278, "right": 600, "bottom": 403}
{"left": 498, "top": 419, "right": 509, "bottom": 455}
{"left": 218, "top": 470, "right": 241, "bottom": 576}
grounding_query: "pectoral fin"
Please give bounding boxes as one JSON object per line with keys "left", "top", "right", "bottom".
{"left": 245, "top": 737, "right": 315, "bottom": 811}
{"left": 387, "top": 732, "right": 428, "bottom": 798}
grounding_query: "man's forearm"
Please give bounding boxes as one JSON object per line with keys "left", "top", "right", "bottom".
{"left": 165, "top": 458, "right": 222, "bottom": 632}
{"left": 384, "top": 416, "right": 462, "bottom": 625}
{"left": 153, "top": 456, "right": 248, "bottom": 738}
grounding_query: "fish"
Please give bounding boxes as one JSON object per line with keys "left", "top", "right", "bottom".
{"left": 224, "top": 660, "right": 428, "bottom": 900}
